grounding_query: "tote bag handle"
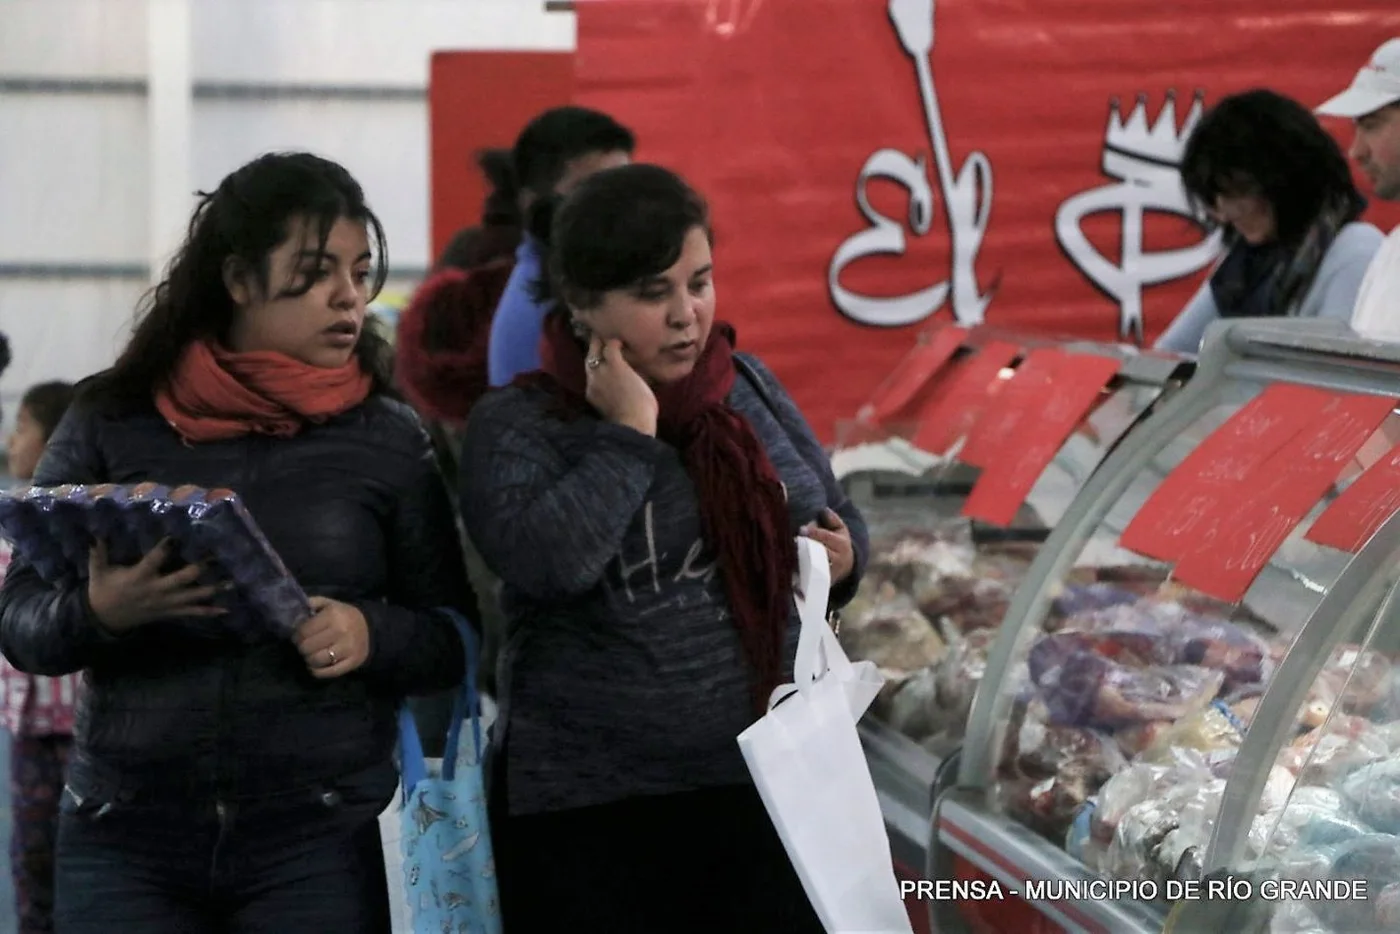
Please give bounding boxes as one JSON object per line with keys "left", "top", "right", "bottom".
{"left": 398, "top": 608, "right": 481, "bottom": 795}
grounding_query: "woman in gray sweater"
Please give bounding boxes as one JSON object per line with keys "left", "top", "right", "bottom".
{"left": 1156, "top": 89, "right": 1383, "bottom": 353}
{"left": 458, "top": 164, "right": 868, "bottom": 932}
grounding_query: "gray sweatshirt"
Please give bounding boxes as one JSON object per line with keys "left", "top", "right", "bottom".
{"left": 458, "top": 354, "right": 868, "bottom": 816}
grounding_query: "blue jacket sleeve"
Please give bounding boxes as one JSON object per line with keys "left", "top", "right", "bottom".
{"left": 487, "top": 265, "right": 547, "bottom": 387}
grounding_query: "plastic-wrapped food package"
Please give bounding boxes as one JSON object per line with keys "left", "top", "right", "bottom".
{"left": 1028, "top": 631, "right": 1225, "bottom": 730}
{"left": 1057, "top": 599, "right": 1271, "bottom": 696}
{"left": 47, "top": 485, "right": 95, "bottom": 572}
{"left": 85, "top": 484, "right": 144, "bottom": 566}
{"left": 866, "top": 526, "right": 976, "bottom": 595}
{"left": 883, "top": 666, "right": 939, "bottom": 741}
{"left": 0, "top": 488, "right": 67, "bottom": 581}
{"left": 126, "top": 482, "right": 175, "bottom": 556}
{"left": 1129, "top": 702, "right": 1245, "bottom": 763}
{"left": 929, "top": 622, "right": 997, "bottom": 735}
{"left": 1146, "top": 778, "right": 1229, "bottom": 883}
{"left": 1376, "top": 882, "right": 1400, "bottom": 926}
{"left": 1311, "top": 833, "right": 1400, "bottom": 932}
{"left": 1341, "top": 758, "right": 1400, "bottom": 834}
{"left": 1103, "top": 777, "right": 1225, "bottom": 885}
{"left": 998, "top": 699, "right": 1127, "bottom": 841}
{"left": 838, "top": 582, "right": 945, "bottom": 674}
{"left": 0, "top": 484, "right": 309, "bottom": 640}
{"left": 1291, "top": 647, "right": 1394, "bottom": 732}
{"left": 185, "top": 488, "right": 311, "bottom": 638}
{"left": 1268, "top": 898, "right": 1329, "bottom": 934}
{"left": 1249, "top": 788, "right": 1371, "bottom": 861}
{"left": 1280, "top": 715, "right": 1390, "bottom": 783}
{"left": 1083, "top": 761, "right": 1177, "bottom": 870}
{"left": 918, "top": 574, "right": 1011, "bottom": 632}
{"left": 1049, "top": 582, "right": 1142, "bottom": 620}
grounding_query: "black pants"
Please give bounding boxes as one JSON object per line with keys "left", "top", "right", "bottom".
{"left": 492, "top": 766, "right": 824, "bottom": 933}
{"left": 53, "top": 779, "right": 391, "bottom": 934}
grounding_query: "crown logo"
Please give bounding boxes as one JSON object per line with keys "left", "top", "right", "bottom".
{"left": 1104, "top": 90, "right": 1205, "bottom": 168}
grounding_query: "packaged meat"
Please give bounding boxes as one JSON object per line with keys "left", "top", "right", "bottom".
{"left": 839, "top": 582, "right": 946, "bottom": 673}
{"left": 917, "top": 574, "right": 1011, "bottom": 632}
{"left": 867, "top": 528, "right": 975, "bottom": 595}
{"left": 1057, "top": 598, "right": 1271, "bottom": 695}
{"left": 1028, "top": 631, "right": 1224, "bottom": 729}
{"left": 997, "top": 699, "right": 1126, "bottom": 842}
{"left": 1049, "top": 582, "right": 1141, "bottom": 619}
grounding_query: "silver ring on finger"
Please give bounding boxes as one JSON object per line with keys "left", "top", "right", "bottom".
{"left": 327, "top": 648, "right": 337, "bottom": 665}
{"left": 586, "top": 355, "right": 603, "bottom": 369}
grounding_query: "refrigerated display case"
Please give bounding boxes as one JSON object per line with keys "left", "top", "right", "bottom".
{"left": 834, "top": 326, "right": 1191, "bottom": 882}
{"left": 935, "top": 319, "right": 1400, "bottom": 934}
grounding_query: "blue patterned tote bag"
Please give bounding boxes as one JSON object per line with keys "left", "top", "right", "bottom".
{"left": 381, "top": 609, "right": 501, "bottom": 934}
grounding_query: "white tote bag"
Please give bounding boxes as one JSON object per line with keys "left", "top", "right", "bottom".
{"left": 738, "top": 537, "right": 913, "bottom": 934}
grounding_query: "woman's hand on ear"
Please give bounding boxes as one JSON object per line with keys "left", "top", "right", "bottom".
{"left": 586, "top": 335, "right": 659, "bottom": 437}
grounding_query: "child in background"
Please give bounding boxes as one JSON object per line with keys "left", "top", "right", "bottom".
{"left": 2, "top": 380, "right": 77, "bottom": 934}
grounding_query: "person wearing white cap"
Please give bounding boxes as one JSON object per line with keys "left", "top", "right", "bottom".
{"left": 1318, "top": 38, "right": 1400, "bottom": 340}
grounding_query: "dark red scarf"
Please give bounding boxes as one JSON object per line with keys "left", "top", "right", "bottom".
{"left": 155, "top": 339, "right": 371, "bottom": 443}
{"left": 518, "top": 315, "right": 797, "bottom": 713}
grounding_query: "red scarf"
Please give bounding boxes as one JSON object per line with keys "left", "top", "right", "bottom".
{"left": 520, "top": 316, "right": 798, "bottom": 713}
{"left": 155, "top": 340, "right": 372, "bottom": 443}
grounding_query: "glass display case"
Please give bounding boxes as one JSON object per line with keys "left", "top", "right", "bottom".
{"left": 937, "top": 319, "right": 1400, "bottom": 934}
{"left": 833, "top": 326, "right": 1191, "bottom": 876}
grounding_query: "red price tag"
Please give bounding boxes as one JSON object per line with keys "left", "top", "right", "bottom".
{"left": 1172, "top": 392, "right": 1395, "bottom": 602}
{"left": 961, "top": 350, "right": 1121, "bottom": 526}
{"left": 862, "top": 326, "right": 967, "bottom": 424}
{"left": 1307, "top": 436, "right": 1400, "bottom": 554}
{"left": 960, "top": 348, "right": 1063, "bottom": 468}
{"left": 1119, "top": 384, "right": 1334, "bottom": 563}
{"left": 911, "top": 340, "right": 1021, "bottom": 456}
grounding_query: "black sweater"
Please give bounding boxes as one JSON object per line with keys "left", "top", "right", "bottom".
{"left": 459, "top": 354, "right": 868, "bottom": 816}
{"left": 0, "top": 395, "right": 473, "bottom": 806}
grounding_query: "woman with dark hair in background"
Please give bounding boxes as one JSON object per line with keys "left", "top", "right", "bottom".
{"left": 2, "top": 380, "right": 77, "bottom": 934}
{"left": 459, "top": 163, "right": 868, "bottom": 932}
{"left": 1156, "top": 88, "right": 1384, "bottom": 352}
{"left": 0, "top": 151, "right": 473, "bottom": 933}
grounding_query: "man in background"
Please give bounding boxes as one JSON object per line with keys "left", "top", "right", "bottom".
{"left": 1318, "top": 38, "right": 1400, "bottom": 339}
{"left": 486, "top": 106, "right": 635, "bottom": 386}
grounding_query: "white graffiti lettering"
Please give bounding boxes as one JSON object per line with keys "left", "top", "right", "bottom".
{"left": 1054, "top": 91, "right": 1222, "bottom": 342}
{"left": 829, "top": 0, "right": 994, "bottom": 328}
{"left": 615, "top": 501, "right": 662, "bottom": 602}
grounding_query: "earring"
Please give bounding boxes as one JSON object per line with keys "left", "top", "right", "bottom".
{"left": 570, "top": 317, "right": 590, "bottom": 339}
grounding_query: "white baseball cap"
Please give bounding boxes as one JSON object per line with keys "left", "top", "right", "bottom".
{"left": 1318, "top": 38, "right": 1400, "bottom": 118}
